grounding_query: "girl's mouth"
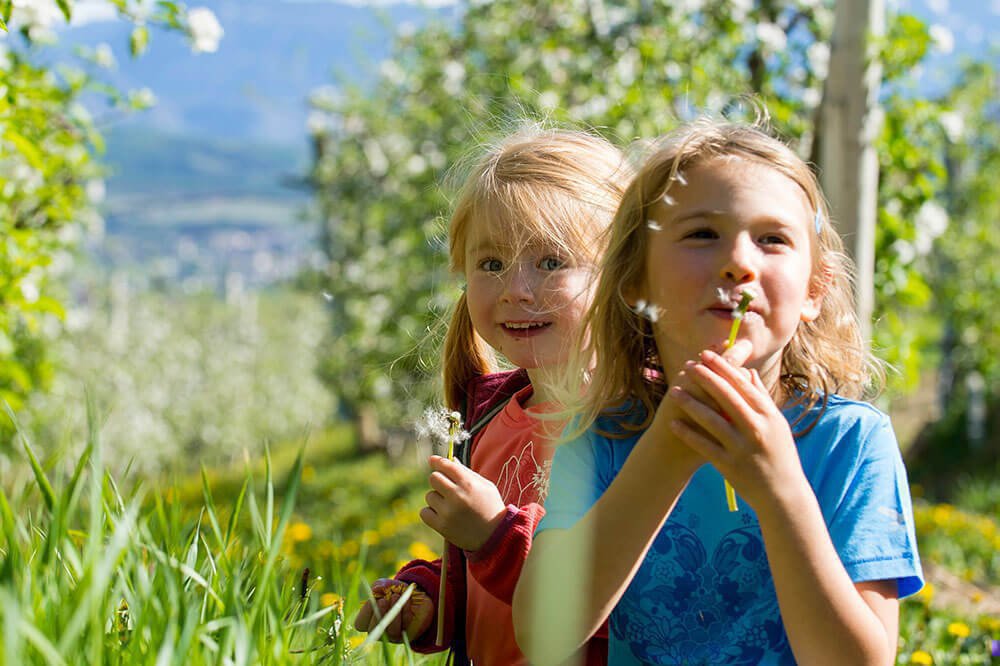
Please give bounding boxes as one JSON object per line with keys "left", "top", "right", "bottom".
{"left": 502, "top": 321, "right": 552, "bottom": 338}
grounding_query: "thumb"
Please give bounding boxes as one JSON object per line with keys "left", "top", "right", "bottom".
{"left": 720, "top": 338, "right": 753, "bottom": 367}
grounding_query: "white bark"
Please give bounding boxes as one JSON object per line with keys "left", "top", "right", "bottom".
{"left": 817, "top": 0, "right": 885, "bottom": 345}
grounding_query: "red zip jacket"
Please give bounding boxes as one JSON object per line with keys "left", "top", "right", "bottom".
{"left": 395, "top": 369, "right": 608, "bottom": 665}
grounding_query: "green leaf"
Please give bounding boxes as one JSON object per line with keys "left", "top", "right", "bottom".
{"left": 130, "top": 25, "right": 149, "bottom": 57}
{"left": 4, "top": 130, "right": 44, "bottom": 170}
{"left": 55, "top": 0, "right": 71, "bottom": 23}
{"left": 3, "top": 402, "right": 55, "bottom": 512}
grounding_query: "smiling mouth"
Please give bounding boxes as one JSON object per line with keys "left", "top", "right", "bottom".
{"left": 503, "top": 321, "right": 551, "bottom": 330}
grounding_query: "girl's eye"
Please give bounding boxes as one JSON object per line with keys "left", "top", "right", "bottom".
{"left": 539, "top": 256, "right": 566, "bottom": 271}
{"left": 683, "top": 228, "right": 718, "bottom": 240}
{"left": 479, "top": 258, "right": 503, "bottom": 272}
{"left": 760, "top": 234, "right": 789, "bottom": 245}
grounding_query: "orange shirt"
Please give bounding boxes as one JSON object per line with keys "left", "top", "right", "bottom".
{"left": 465, "top": 385, "right": 559, "bottom": 666}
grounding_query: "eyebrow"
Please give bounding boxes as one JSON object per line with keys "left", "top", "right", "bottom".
{"left": 671, "top": 209, "right": 801, "bottom": 229}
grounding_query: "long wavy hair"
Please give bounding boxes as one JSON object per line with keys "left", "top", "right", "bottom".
{"left": 441, "top": 125, "right": 633, "bottom": 411}
{"left": 565, "top": 118, "right": 885, "bottom": 437}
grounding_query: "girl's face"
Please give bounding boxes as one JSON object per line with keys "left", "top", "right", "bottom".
{"left": 464, "top": 216, "right": 595, "bottom": 375}
{"left": 638, "top": 156, "right": 822, "bottom": 382}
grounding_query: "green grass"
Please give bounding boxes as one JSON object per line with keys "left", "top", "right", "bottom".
{"left": 2, "top": 410, "right": 997, "bottom": 664}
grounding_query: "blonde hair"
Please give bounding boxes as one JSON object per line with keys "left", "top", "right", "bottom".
{"left": 570, "top": 118, "right": 884, "bottom": 436}
{"left": 442, "top": 125, "right": 633, "bottom": 411}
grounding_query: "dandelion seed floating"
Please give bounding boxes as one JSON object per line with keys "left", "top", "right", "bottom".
{"left": 673, "top": 171, "right": 688, "bottom": 186}
{"left": 662, "top": 193, "right": 676, "bottom": 206}
{"left": 634, "top": 299, "right": 661, "bottom": 323}
{"left": 646, "top": 219, "right": 663, "bottom": 231}
{"left": 722, "top": 289, "right": 755, "bottom": 512}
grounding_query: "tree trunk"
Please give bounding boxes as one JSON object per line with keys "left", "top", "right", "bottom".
{"left": 815, "top": 0, "right": 885, "bottom": 345}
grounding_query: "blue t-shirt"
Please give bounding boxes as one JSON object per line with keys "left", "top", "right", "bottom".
{"left": 537, "top": 395, "right": 924, "bottom": 666}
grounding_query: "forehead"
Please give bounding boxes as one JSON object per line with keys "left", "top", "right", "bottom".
{"left": 654, "top": 156, "right": 813, "bottom": 224}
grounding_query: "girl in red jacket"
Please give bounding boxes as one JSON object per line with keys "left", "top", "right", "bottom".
{"left": 353, "top": 124, "right": 632, "bottom": 665}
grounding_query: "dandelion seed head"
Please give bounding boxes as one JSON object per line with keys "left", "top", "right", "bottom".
{"left": 415, "top": 407, "right": 470, "bottom": 447}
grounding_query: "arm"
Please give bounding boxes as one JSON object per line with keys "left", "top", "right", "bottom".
{"left": 670, "top": 350, "right": 898, "bottom": 665}
{"left": 466, "top": 502, "right": 545, "bottom": 604}
{"left": 512, "top": 410, "right": 700, "bottom": 664}
{"left": 512, "top": 340, "right": 754, "bottom": 664}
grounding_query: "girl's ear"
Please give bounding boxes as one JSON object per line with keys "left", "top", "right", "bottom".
{"left": 800, "top": 262, "right": 830, "bottom": 323}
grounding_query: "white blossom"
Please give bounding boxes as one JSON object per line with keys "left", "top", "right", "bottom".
{"left": 187, "top": 7, "right": 223, "bottom": 54}
{"left": 94, "top": 43, "right": 116, "bottom": 69}
{"left": 928, "top": 24, "right": 954, "bottom": 54}
{"left": 915, "top": 201, "right": 949, "bottom": 238}
{"left": 802, "top": 87, "right": 822, "bottom": 108}
{"left": 890, "top": 239, "right": 916, "bottom": 265}
{"left": 86, "top": 179, "right": 106, "bottom": 203}
{"left": 11, "top": 0, "right": 61, "bottom": 31}
{"left": 755, "top": 22, "right": 787, "bottom": 52}
{"left": 807, "top": 41, "right": 830, "bottom": 79}
{"left": 938, "top": 111, "right": 965, "bottom": 142}
{"left": 538, "top": 90, "right": 560, "bottom": 110}
{"left": 442, "top": 60, "right": 465, "bottom": 96}
{"left": 664, "top": 61, "right": 683, "bottom": 80}
{"left": 380, "top": 59, "right": 406, "bottom": 85}
{"left": 730, "top": 0, "right": 752, "bottom": 22}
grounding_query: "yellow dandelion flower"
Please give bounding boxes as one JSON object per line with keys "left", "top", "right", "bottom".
{"left": 932, "top": 504, "right": 953, "bottom": 526}
{"left": 361, "top": 529, "right": 380, "bottom": 546}
{"left": 917, "top": 582, "right": 934, "bottom": 605}
{"left": 910, "top": 650, "right": 933, "bottom": 665}
{"left": 317, "top": 540, "right": 334, "bottom": 558}
{"left": 339, "top": 540, "right": 359, "bottom": 558}
{"left": 320, "top": 592, "right": 341, "bottom": 608}
{"left": 408, "top": 541, "right": 438, "bottom": 561}
{"left": 348, "top": 634, "right": 365, "bottom": 649}
{"left": 302, "top": 465, "right": 316, "bottom": 482}
{"left": 287, "top": 522, "right": 313, "bottom": 543}
{"left": 947, "top": 622, "right": 970, "bottom": 638}
{"left": 971, "top": 591, "right": 983, "bottom": 604}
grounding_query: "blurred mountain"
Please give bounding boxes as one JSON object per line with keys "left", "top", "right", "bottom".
{"left": 52, "top": 1, "right": 453, "bottom": 286}
{"left": 65, "top": 0, "right": 453, "bottom": 145}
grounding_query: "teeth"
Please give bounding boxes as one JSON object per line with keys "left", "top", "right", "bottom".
{"left": 506, "top": 322, "right": 546, "bottom": 329}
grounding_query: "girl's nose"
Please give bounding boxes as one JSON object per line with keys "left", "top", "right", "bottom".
{"left": 720, "top": 238, "right": 757, "bottom": 283}
{"left": 500, "top": 264, "right": 536, "bottom": 303}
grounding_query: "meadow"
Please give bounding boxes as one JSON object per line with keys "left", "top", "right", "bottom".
{"left": 2, "top": 409, "right": 997, "bottom": 665}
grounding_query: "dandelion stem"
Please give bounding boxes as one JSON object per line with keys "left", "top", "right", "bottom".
{"left": 723, "top": 290, "right": 754, "bottom": 512}
{"left": 436, "top": 411, "right": 463, "bottom": 646}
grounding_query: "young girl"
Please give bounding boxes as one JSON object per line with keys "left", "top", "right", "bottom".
{"left": 513, "top": 120, "right": 924, "bottom": 665}
{"left": 353, "top": 126, "right": 632, "bottom": 665}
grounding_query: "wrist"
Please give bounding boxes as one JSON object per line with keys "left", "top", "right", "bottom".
{"left": 752, "top": 472, "right": 817, "bottom": 525}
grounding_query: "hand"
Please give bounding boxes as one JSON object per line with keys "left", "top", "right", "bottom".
{"left": 653, "top": 339, "right": 754, "bottom": 473}
{"left": 353, "top": 578, "right": 434, "bottom": 643}
{"left": 667, "top": 348, "right": 808, "bottom": 512}
{"left": 420, "top": 455, "right": 506, "bottom": 551}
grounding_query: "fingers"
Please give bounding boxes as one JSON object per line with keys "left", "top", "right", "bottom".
{"left": 669, "top": 383, "right": 739, "bottom": 447}
{"left": 697, "top": 349, "right": 770, "bottom": 412}
{"left": 720, "top": 338, "right": 753, "bottom": 367}
{"left": 353, "top": 601, "right": 374, "bottom": 632}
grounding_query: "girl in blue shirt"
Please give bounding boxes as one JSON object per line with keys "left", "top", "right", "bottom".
{"left": 513, "top": 119, "right": 923, "bottom": 665}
